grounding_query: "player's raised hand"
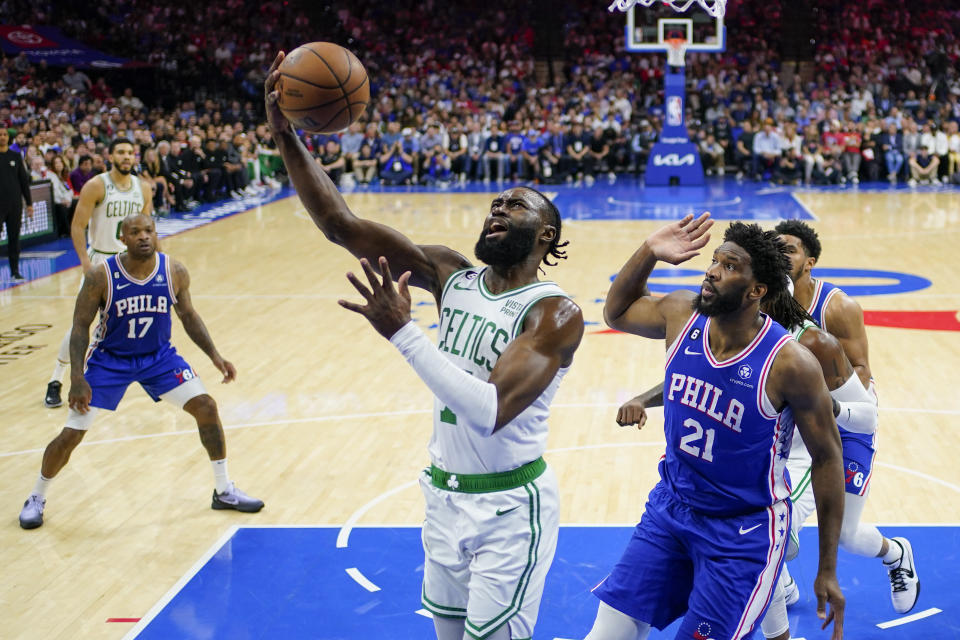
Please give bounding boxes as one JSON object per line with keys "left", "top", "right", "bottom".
{"left": 264, "top": 51, "right": 289, "bottom": 133}
{"left": 814, "top": 571, "right": 845, "bottom": 640}
{"left": 646, "top": 212, "right": 713, "bottom": 264}
{"left": 339, "top": 257, "right": 413, "bottom": 339}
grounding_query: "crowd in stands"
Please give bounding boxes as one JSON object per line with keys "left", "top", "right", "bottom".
{"left": 2, "top": 0, "right": 960, "bottom": 231}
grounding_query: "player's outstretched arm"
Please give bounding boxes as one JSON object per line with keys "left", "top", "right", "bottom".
{"left": 70, "top": 176, "right": 105, "bottom": 274}
{"left": 604, "top": 212, "right": 712, "bottom": 339}
{"left": 170, "top": 261, "right": 235, "bottom": 383}
{"left": 340, "top": 257, "right": 583, "bottom": 434}
{"left": 772, "top": 341, "right": 845, "bottom": 639}
{"left": 264, "top": 52, "right": 468, "bottom": 299}
{"left": 68, "top": 265, "right": 107, "bottom": 412}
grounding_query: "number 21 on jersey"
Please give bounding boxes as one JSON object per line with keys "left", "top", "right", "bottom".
{"left": 679, "top": 417, "right": 715, "bottom": 462}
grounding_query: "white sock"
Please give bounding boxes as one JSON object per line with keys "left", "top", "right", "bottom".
{"left": 33, "top": 474, "right": 51, "bottom": 498}
{"left": 882, "top": 539, "right": 903, "bottom": 566}
{"left": 212, "top": 459, "right": 231, "bottom": 494}
{"left": 51, "top": 331, "right": 71, "bottom": 382}
{"left": 51, "top": 363, "right": 68, "bottom": 383}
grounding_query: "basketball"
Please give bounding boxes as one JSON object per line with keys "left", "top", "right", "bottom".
{"left": 276, "top": 42, "right": 370, "bottom": 133}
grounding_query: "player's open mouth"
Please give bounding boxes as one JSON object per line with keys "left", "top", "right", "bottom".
{"left": 486, "top": 221, "right": 508, "bottom": 238}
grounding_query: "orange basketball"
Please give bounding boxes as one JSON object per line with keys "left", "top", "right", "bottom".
{"left": 276, "top": 42, "right": 370, "bottom": 133}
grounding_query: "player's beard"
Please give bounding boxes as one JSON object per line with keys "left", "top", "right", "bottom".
{"left": 693, "top": 281, "right": 749, "bottom": 317}
{"left": 474, "top": 224, "right": 537, "bottom": 268}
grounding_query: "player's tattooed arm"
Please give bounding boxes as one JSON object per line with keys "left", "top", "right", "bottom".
{"left": 68, "top": 265, "right": 107, "bottom": 412}
{"left": 69, "top": 265, "right": 106, "bottom": 380}
{"left": 171, "top": 260, "right": 236, "bottom": 383}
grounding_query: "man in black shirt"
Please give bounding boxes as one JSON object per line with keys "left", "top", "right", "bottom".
{"left": 0, "top": 128, "right": 33, "bottom": 280}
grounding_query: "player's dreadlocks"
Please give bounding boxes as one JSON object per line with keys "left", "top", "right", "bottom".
{"left": 762, "top": 281, "right": 815, "bottom": 332}
{"left": 723, "top": 222, "right": 789, "bottom": 303}
{"left": 523, "top": 187, "right": 569, "bottom": 268}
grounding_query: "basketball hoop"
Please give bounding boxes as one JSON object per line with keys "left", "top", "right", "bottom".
{"left": 665, "top": 37, "right": 687, "bottom": 67}
{"left": 608, "top": 0, "right": 727, "bottom": 19}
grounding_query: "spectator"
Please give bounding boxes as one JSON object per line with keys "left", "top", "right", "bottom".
{"left": 61, "top": 65, "right": 92, "bottom": 94}
{"left": 444, "top": 124, "right": 468, "bottom": 182}
{"left": 565, "top": 120, "right": 591, "bottom": 184}
{"left": 353, "top": 142, "right": 378, "bottom": 185}
{"left": 752, "top": 118, "right": 781, "bottom": 181}
{"left": 881, "top": 123, "right": 905, "bottom": 184}
{"left": 69, "top": 155, "right": 97, "bottom": 195}
{"left": 909, "top": 146, "right": 940, "bottom": 186}
{"left": 734, "top": 120, "right": 754, "bottom": 179}
{"left": 317, "top": 139, "right": 346, "bottom": 186}
{"left": 699, "top": 132, "right": 725, "bottom": 176}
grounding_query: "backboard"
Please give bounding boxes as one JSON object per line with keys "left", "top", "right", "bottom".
{"left": 624, "top": 1, "right": 725, "bottom": 53}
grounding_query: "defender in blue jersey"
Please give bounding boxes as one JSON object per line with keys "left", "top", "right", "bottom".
{"left": 776, "top": 220, "right": 919, "bottom": 615}
{"left": 19, "top": 214, "right": 262, "bottom": 530}
{"left": 585, "top": 217, "right": 846, "bottom": 640}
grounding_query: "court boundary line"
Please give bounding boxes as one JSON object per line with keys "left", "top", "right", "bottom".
{"left": 121, "top": 524, "right": 239, "bottom": 640}
{"left": 789, "top": 192, "right": 820, "bottom": 221}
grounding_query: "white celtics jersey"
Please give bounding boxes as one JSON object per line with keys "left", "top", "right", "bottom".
{"left": 429, "top": 267, "right": 571, "bottom": 474}
{"left": 88, "top": 173, "right": 144, "bottom": 254}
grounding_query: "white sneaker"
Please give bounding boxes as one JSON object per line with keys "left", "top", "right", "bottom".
{"left": 19, "top": 494, "right": 45, "bottom": 529}
{"left": 885, "top": 537, "right": 919, "bottom": 614}
{"left": 211, "top": 482, "right": 264, "bottom": 513}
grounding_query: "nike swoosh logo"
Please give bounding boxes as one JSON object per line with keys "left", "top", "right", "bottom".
{"left": 496, "top": 506, "right": 520, "bottom": 516}
{"left": 684, "top": 347, "right": 701, "bottom": 355}
{"left": 739, "top": 523, "right": 763, "bottom": 535}
{"left": 117, "top": 283, "right": 131, "bottom": 289}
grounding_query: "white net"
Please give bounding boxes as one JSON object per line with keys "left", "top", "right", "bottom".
{"left": 665, "top": 38, "right": 687, "bottom": 66}
{"left": 608, "top": 0, "right": 727, "bottom": 19}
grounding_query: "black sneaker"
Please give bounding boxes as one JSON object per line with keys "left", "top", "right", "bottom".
{"left": 211, "top": 483, "right": 264, "bottom": 513}
{"left": 44, "top": 381, "right": 63, "bottom": 408}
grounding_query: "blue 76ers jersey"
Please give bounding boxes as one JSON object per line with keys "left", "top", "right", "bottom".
{"left": 660, "top": 312, "right": 795, "bottom": 516}
{"left": 92, "top": 253, "right": 176, "bottom": 357}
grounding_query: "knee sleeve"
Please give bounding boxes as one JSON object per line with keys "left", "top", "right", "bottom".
{"left": 760, "top": 580, "right": 789, "bottom": 639}
{"left": 839, "top": 493, "right": 884, "bottom": 557}
{"left": 585, "top": 601, "right": 650, "bottom": 640}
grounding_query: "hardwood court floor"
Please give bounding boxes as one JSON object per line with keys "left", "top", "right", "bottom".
{"left": 1, "top": 185, "right": 959, "bottom": 638}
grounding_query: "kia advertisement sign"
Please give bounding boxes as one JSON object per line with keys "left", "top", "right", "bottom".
{"left": 0, "top": 25, "right": 144, "bottom": 68}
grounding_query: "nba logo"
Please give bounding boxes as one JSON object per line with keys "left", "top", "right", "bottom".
{"left": 667, "top": 96, "right": 683, "bottom": 126}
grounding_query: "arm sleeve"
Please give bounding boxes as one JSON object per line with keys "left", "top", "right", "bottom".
{"left": 829, "top": 372, "right": 877, "bottom": 435}
{"left": 389, "top": 321, "right": 498, "bottom": 437}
